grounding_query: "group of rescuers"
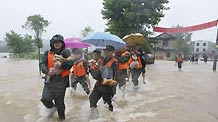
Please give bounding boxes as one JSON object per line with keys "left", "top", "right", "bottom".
{"left": 39, "top": 34, "right": 147, "bottom": 121}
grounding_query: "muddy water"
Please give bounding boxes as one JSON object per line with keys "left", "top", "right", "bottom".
{"left": 0, "top": 58, "right": 218, "bottom": 122}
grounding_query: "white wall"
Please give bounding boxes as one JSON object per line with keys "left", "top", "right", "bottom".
{"left": 192, "top": 40, "right": 215, "bottom": 58}
{"left": 194, "top": 40, "right": 210, "bottom": 53}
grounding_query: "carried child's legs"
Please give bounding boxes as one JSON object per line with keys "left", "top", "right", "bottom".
{"left": 101, "top": 66, "right": 116, "bottom": 85}
{"left": 101, "top": 66, "right": 111, "bottom": 79}
{"left": 45, "top": 67, "right": 63, "bottom": 83}
{"left": 45, "top": 75, "right": 51, "bottom": 83}
{"left": 45, "top": 68, "right": 54, "bottom": 83}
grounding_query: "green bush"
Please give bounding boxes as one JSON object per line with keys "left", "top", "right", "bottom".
{"left": 11, "top": 52, "right": 38, "bottom": 59}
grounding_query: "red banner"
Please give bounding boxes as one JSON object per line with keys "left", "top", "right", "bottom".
{"left": 153, "top": 20, "right": 218, "bottom": 33}
{"left": 216, "top": 27, "right": 218, "bottom": 44}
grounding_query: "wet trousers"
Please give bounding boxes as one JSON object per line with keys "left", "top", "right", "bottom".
{"left": 71, "top": 76, "right": 90, "bottom": 94}
{"left": 117, "top": 69, "right": 128, "bottom": 87}
{"left": 89, "top": 83, "right": 114, "bottom": 108}
{"left": 41, "top": 85, "right": 66, "bottom": 119}
{"left": 131, "top": 68, "right": 142, "bottom": 86}
{"left": 178, "top": 62, "right": 182, "bottom": 69}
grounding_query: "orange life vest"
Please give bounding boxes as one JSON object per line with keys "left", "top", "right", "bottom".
{"left": 97, "top": 57, "right": 117, "bottom": 84}
{"left": 129, "top": 55, "right": 143, "bottom": 69}
{"left": 47, "top": 51, "right": 71, "bottom": 77}
{"left": 118, "top": 51, "right": 130, "bottom": 70}
{"left": 177, "top": 56, "right": 183, "bottom": 62}
{"left": 101, "top": 57, "right": 117, "bottom": 68}
{"left": 73, "top": 61, "right": 86, "bottom": 77}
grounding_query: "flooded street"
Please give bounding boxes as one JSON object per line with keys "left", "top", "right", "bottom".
{"left": 0, "top": 58, "right": 218, "bottom": 122}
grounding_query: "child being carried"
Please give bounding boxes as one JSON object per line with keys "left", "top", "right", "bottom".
{"left": 45, "top": 49, "right": 72, "bottom": 83}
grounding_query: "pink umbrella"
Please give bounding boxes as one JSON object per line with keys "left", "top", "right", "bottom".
{"left": 64, "top": 38, "right": 91, "bottom": 48}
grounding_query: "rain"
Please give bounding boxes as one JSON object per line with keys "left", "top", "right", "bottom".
{"left": 0, "top": 0, "right": 218, "bottom": 122}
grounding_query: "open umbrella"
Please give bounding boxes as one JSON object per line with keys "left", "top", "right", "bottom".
{"left": 122, "top": 33, "right": 147, "bottom": 46}
{"left": 82, "top": 32, "right": 126, "bottom": 49}
{"left": 64, "top": 38, "right": 90, "bottom": 48}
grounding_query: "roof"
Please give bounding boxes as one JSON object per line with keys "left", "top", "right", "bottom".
{"left": 153, "top": 33, "right": 175, "bottom": 40}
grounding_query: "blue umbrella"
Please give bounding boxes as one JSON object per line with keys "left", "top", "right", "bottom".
{"left": 82, "top": 32, "right": 126, "bottom": 49}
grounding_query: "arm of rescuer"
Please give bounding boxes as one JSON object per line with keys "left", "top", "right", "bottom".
{"left": 39, "top": 51, "right": 49, "bottom": 74}
{"left": 60, "top": 59, "right": 74, "bottom": 70}
{"left": 137, "top": 49, "right": 146, "bottom": 67}
{"left": 116, "top": 52, "right": 131, "bottom": 64}
{"left": 88, "top": 60, "right": 102, "bottom": 81}
{"left": 83, "top": 61, "right": 89, "bottom": 75}
{"left": 137, "top": 49, "right": 146, "bottom": 73}
{"left": 111, "top": 60, "right": 118, "bottom": 80}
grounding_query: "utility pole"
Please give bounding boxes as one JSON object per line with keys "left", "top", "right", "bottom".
{"left": 213, "top": 20, "right": 218, "bottom": 71}
{"left": 153, "top": 44, "right": 156, "bottom": 64}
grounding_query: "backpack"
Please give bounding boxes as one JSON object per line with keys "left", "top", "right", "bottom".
{"left": 177, "top": 56, "right": 182, "bottom": 62}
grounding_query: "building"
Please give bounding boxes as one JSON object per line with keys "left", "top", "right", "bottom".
{"left": 190, "top": 40, "right": 215, "bottom": 58}
{"left": 152, "top": 33, "right": 177, "bottom": 60}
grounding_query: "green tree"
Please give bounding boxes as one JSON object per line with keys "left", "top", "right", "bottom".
{"left": 80, "top": 26, "right": 94, "bottom": 37}
{"left": 22, "top": 15, "right": 49, "bottom": 59}
{"left": 22, "top": 14, "right": 50, "bottom": 74}
{"left": 0, "top": 41, "right": 9, "bottom": 52}
{"left": 102, "top": 0, "right": 169, "bottom": 38}
{"left": 172, "top": 25, "right": 192, "bottom": 58}
{"left": 5, "top": 31, "right": 34, "bottom": 54}
{"left": 5, "top": 31, "right": 24, "bottom": 54}
{"left": 23, "top": 34, "right": 35, "bottom": 53}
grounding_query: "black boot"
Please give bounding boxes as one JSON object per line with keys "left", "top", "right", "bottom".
{"left": 59, "top": 118, "right": 65, "bottom": 122}
{"left": 58, "top": 111, "right": 65, "bottom": 121}
{"left": 108, "top": 104, "right": 113, "bottom": 111}
{"left": 86, "top": 89, "right": 90, "bottom": 95}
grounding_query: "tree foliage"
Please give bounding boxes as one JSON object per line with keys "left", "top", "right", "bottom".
{"left": 102, "top": 0, "right": 169, "bottom": 38}
{"left": 23, "top": 14, "right": 49, "bottom": 70}
{"left": 5, "top": 31, "right": 34, "bottom": 54}
{"left": 23, "top": 14, "right": 50, "bottom": 48}
{"left": 80, "top": 26, "right": 94, "bottom": 38}
{"left": 172, "top": 25, "right": 192, "bottom": 57}
{"left": 0, "top": 41, "right": 9, "bottom": 52}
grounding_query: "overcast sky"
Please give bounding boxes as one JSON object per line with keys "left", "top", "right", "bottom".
{"left": 0, "top": 0, "right": 217, "bottom": 42}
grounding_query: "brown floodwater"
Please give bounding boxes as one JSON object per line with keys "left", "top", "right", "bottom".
{"left": 0, "top": 58, "right": 218, "bottom": 122}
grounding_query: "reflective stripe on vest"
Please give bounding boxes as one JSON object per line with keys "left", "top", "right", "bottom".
{"left": 73, "top": 61, "right": 86, "bottom": 77}
{"left": 47, "top": 51, "right": 71, "bottom": 77}
{"left": 118, "top": 51, "right": 130, "bottom": 70}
